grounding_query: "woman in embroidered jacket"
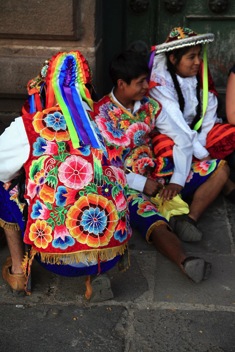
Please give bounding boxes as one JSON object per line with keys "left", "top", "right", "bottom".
{"left": 149, "top": 27, "right": 235, "bottom": 202}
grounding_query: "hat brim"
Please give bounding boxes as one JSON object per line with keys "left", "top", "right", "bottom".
{"left": 154, "top": 33, "right": 214, "bottom": 54}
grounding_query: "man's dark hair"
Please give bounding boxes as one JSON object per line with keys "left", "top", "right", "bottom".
{"left": 109, "top": 50, "right": 149, "bottom": 86}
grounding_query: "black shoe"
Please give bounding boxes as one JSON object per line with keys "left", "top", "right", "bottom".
{"left": 169, "top": 215, "right": 203, "bottom": 242}
{"left": 182, "top": 256, "right": 212, "bottom": 283}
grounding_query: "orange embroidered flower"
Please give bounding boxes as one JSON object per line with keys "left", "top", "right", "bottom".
{"left": 66, "top": 194, "right": 118, "bottom": 248}
{"left": 33, "top": 108, "right": 70, "bottom": 141}
{"left": 29, "top": 219, "right": 53, "bottom": 249}
{"left": 39, "top": 183, "right": 56, "bottom": 203}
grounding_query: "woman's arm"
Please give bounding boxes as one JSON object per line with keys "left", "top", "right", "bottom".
{"left": 150, "top": 86, "right": 209, "bottom": 160}
{"left": 226, "top": 70, "right": 235, "bottom": 125}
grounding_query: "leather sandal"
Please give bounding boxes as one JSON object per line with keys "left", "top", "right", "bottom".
{"left": 181, "top": 256, "right": 212, "bottom": 283}
{"left": 88, "top": 274, "right": 114, "bottom": 303}
{"left": 169, "top": 215, "right": 203, "bottom": 242}
{"left": 2, "top": 257, "right": 26, "bottom": 292}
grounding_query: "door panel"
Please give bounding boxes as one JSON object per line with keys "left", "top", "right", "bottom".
{"left": 103, "top": 0, "right": 235, "bottom": 109}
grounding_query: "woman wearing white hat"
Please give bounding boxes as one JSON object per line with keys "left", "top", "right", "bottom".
{"left": 149, "top": 26, "right": 235, "bottom": 203}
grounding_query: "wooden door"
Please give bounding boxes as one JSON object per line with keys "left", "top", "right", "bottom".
{"left": 103, "top": 0, "right": 235, "bottom": 114}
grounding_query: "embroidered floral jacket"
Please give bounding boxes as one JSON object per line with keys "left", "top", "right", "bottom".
{"left": 22, "top": 106, "right": 132, "bottom": 263}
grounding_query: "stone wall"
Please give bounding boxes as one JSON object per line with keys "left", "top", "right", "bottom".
{"left": 0, "top": 0, "right": 102, "bottom": 126}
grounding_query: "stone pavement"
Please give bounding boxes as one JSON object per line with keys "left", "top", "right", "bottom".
{"left": 0, "top": 195, "right": 235, "bottom": 352}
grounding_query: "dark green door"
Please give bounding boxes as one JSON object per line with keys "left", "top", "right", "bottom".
{"left": 103, "top": 0, "right": 235, "bottom": 112}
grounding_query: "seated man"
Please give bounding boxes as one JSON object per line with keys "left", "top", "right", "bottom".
{"left": 92, "top": 50, "right": 229, "bottom": 283}
{"left": 0, "top": 51, "right": 132, "bottom": 301}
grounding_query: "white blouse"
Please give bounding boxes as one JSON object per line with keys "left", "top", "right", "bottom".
{"left": 149, "top": 53, "right": 222, "bottom": 162}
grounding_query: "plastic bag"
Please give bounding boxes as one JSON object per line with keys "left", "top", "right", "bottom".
{"left": 151, "top": 194, "right": 189, "bottom": 221}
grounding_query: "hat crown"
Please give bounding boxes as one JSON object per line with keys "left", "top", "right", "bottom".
{"left": 166, "top": 27, "right": 198, "bottom": 43}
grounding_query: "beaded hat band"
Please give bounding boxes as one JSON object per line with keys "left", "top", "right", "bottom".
{"left": 152, "top": 27, "right": 214, "bottom": 54}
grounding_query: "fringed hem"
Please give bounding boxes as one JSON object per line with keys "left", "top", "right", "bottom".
{"left": 28, "top": 243, "right": 129, "bottom": 266}
{"left": 210, "top": 159, "right": 227, "bottom": 179}
{"left": 146, "top": 220, "right": 168, "bottom": 243}
{"left": 22, "top": 247, "right": 37, "bottom": 295}
{"left": 0, "top": 218, "right": 20, "bottom": 231}
{"left": 118, "top": 247, "right": 130, "bottom": 272}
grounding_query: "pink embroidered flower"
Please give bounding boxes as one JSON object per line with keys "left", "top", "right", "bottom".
{"left": 114, "top": 190, "right": 127, "bottom": 212}
{"left": 137, "top": 201, "right": 158, "bottom": 216}
{"left": 58, "top": 155, "right": 93, "bottom": 190}
{"left": 193, "top": 160, "right": 216, "bottom": 176}
{"left": 43, "top": 141, "right": 58, "bottom": 155}
{"left": 96, "top": 117, "right": 130, "bottom": 146}
{"left": 54, "top": 225, "right": 70, "bottom": 241}
{"left": 126, "top": 122, "right": 150, "bottom": 146}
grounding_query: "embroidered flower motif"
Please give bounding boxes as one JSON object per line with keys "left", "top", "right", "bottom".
{"left": 151, "top": 157, "right": 174, "bottom": 178}
{"left": 96, "top": 117, "right": 130, "bottom": 146}
{"left": 137, "top": 201, "right": 159, "bottom": 217}
{"left": 58, "top": 155, "right": 93, "bottom": 190}
{"left": 43, "top": 141, "right": 59, "bottom": 155}
{"left": 31, "top": 200, "right": 50, "bottom": 220}
{"left": 33, "top": 137, "right": 47, "bottom": 156}
{"left": 101, "top": 183, "right": 112, "bottom": 197}
{"left": 132, "top": 157, "right": 155, "bottom": 175}
{"left": 55, "top": 186, "right": 68, "bottom": 206}
{"left": 109, "top": 166, "right": 127, "bottom": 187}
{"left": 27, "top": 170, "right": 46, "bottom": 199}
{"left": 44, "top": 111, "right": 67, "bottom": 131}
{"left": 66, "top": 194, "right": 118, "bottom": 247}
{"left": 192, "top": 160, "right": 216, "bottom": 176}
{"left": 129, "top": 145, "right": 153, "bottom": 162}
{"left": 33, "top": 137, "right": 59, "bottom": 157}
{"left": 52, "top": 225, "right": 75, "bottom": 250}
{"left": 39, "top": 183, "right": 56, "bottom": 203}
{"left": 114, "top": 217, "right": 129, "bottom": 243}
{"left": 33, "top": 109, "right": 70, "bottom": 141}
{"left": 63, "top": 188, "right": 79, "bottom": 205}
{"left": 29, "top": 219, "right": 53, "bottom": 249}
{"left": 119, "top": 119, "right": 131, "bottom": 129}
{"left": 126, "top": 122, "right": 150, "bottom": 146}
{"left": 114, "top": 189, "right": 127, "bottom": 212}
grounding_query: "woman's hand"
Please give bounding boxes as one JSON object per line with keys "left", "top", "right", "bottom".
{"left": 159, "top": 183, "right": 183, "bottom": 201}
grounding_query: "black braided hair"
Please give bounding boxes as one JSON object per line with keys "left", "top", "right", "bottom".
{"left": 166, "top": 47, "right": 202, "bottom": 132}
{"left": 166, "top": 54, "right": 185, "bottom": 112}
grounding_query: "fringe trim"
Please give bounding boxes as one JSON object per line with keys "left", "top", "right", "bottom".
{"left": 30, "top": 243, "right": 129, "bottom": 266}
{"left": 209, "top": 159, "right": 227, "bottom": 179}
{"left": 22, "top": 247, "right": 37, "bottom": 295}
{"left": 0, "top": 218, "right": 20, "bottom": 231}
{"left": 146, "top": 220, "right": 168, "bottom": 243}
{"left": 118, "top": 247, "right": 130, "bottom": 273}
